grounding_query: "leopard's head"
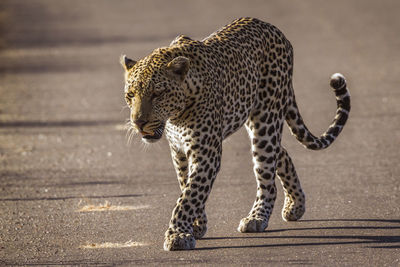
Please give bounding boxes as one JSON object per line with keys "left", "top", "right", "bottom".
{"left": 120, "top": 50, "right": 190, "bottom": 143}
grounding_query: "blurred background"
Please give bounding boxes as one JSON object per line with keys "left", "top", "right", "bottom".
{"left": 0, "top": 0, "right": 399, "bottom": 265}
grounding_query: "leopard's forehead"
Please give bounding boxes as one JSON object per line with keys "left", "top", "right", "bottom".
{"left": 125, "top": 49, "right": 172, "bottom": 94}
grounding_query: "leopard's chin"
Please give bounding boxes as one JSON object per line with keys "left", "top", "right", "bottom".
{"left": 141, "top": 123, "right": 165, "bottom": 144}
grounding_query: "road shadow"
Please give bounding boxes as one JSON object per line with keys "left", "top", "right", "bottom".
{"left": 49, "top": 180, "right": 124, "bottom": 187}
{"left": 0, "top": 119, "right": 120, "bottom": 128}
{"left": 199, "top": 219, "right": 400, "bottom": 250}
{"left": 300, "top": 218, "right": 400, "bottom": 224}
{"left": 0, "top": 193, "right": 148, "bottom": 202}
{"left": 0, "top": 1, "right": 169, "bottom": 49}
{"left": 0, "top": 64, "right": 87, "bottom": 74}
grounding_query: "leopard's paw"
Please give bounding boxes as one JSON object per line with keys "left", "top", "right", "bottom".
{"left": 282, "top": 196, "right": 305, "bottom": 221}
{"left": 193, "top": 219, "right": 207, "bottom": 239}
{"left": 237, "top": 217, "right": 268, "bottom": 233}
{"left": 163, "top": 232, "right": 196, "bottom": 251}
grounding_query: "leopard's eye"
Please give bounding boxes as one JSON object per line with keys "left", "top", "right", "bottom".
{"left": 125, "top": 92, "right": 135, "bottom": 106}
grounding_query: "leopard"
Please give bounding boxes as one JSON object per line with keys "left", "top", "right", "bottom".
{"left": 120, "top": 17, "right": 351, "bottom": 251}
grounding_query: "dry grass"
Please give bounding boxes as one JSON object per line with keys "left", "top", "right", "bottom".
{"left": 80, "top": 240, "right": 147, "bottom": 249}
{"left": 76, "top": 201, "right": 149, "bottom": 212}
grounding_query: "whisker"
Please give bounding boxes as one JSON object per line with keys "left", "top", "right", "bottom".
{"left": 130, "top": 128, "right": 137, "bottom": 146}
{"left": 124, "top": 119, "right": 139, "bottom": 147}
{"left": 128, "top": 131, "right": 134, "bottom": 146}
{"left": 142, "top": 141, "right": 152, "bottom": 152}
{"left": 126, "top": 127, "right": 132, "bottom": 142}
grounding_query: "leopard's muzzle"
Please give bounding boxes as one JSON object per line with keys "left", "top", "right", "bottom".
{"left": 141, "top": 122, "right": 165, "bottom": 143}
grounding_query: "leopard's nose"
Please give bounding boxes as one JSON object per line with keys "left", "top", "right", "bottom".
{"left": 134, "top": 119, "right": 148, "bottom": 130}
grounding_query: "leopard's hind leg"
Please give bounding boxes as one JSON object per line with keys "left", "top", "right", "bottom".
{"left": 276, "top": 146, "right": 305, "bottom": 221}
{"left": 238, "top": 110, "right": 282, "bottom": 233}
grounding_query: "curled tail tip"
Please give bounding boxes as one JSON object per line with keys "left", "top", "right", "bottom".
{"left": 330, "top": 73, "right": 347, "bottom": 90}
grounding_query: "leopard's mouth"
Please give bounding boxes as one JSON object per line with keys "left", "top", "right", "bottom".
{"left": 141, "top": 123, "right": 165, "bottom": 143}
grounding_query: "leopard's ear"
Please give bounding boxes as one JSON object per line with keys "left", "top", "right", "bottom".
{"left": 120, "top": 55, "right": 136, "bottom": 71}
{"left": 166, "top": 56, "right": 190, "bottom": 82}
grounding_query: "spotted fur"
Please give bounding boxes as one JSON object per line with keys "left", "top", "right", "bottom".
{"left": 120, "top": 17, "right": 351, "bottom": 251}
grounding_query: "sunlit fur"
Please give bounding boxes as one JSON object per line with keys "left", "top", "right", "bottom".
{"left": 119, "top": 17, "right": 351, "bottom": 251}
{"left": 121, "top": 52, "right": 189, "bottom": 144}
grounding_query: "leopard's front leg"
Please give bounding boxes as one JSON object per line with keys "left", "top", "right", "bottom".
{"left": 169, "top": 146, "right": 208, "bottom": 240}
{"left": 164, "top": 141, "right": 221, "bottom": 251}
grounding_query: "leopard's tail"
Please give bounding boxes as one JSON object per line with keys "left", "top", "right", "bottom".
{"left": 286, "top": 73, "right": 351, "bottom": 150}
